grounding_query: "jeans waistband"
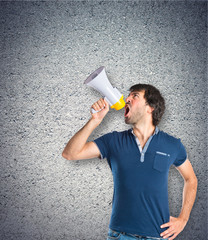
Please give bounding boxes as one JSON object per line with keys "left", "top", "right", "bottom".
{"left": 120, "top": 231, "right": 164, "bottom": 239}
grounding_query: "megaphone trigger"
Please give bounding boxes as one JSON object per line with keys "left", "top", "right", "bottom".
{"left": 91, "top": 108, "right": 98, "bottom": 114}
{"left": 103, "top": 96, "right": 111, "bottom": 106}
{"left": 90, "top": 105, "right": 105, "bottom": 114}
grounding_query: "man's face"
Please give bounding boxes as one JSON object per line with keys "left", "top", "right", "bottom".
{"left": 124, "top": 90, "right": 151, "bottom": 125}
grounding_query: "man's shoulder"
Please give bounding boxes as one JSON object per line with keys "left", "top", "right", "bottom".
{"left": 158, "top": 129, "right": 180, "bottom": 144}
{"left": 97, "top": 129, "right": 130, "bottom": 139}
{"left": 103, "top": 129, "right": 131, "bottom": 139}
{"left": 113, "top": 128, "right": 132, "bottom": 136}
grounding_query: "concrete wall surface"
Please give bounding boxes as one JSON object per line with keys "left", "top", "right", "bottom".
{"left": 0, "top": 1, "right": 207, "bottom": 240}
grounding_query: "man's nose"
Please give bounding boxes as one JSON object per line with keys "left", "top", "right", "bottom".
{"left": 125, "top": 96, "right": 131, "bottom": 103}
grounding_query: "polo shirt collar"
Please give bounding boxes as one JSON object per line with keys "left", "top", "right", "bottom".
{"left": 130, "top": 126, "right": 159, "bottom": 162}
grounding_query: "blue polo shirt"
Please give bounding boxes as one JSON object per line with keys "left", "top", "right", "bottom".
{"left": 93, "top": 127, "right": 187, "bottom": 238}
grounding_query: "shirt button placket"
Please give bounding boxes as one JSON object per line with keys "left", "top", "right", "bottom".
{"left": 140, "top": 152, "right": 145, "bottom": 162}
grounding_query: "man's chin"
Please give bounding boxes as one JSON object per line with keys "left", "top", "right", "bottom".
{"left": 124, "top": 117, "right": 131, "bottom": 124}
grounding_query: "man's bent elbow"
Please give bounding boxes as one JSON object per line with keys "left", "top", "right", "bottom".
{"left": 188, "top": 174, "right": 198, "bottom": 190}
{"left": 194, "top": 175, "right": 198, "bottom": 189}
{"left": 62, "top": 151, "right": 73, "bottom": 160}
{"left": 191, "top": 173, "right": 198, "bottom": 185}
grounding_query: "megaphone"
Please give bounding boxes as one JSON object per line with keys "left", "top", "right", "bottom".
{"left": 84, "top": 66, "right": 126, "bottom": 114}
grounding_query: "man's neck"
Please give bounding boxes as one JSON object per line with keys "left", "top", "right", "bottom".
{"left": 132, "top": 123, "right": 156, "bottom": 148}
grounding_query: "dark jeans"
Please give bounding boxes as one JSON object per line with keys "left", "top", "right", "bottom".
{"left": 107, "top": 228, "right": 168, "bottom": 240}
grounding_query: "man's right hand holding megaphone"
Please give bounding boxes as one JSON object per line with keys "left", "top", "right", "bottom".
{"left": 90, "top": 98, "right": 110, "bottom": 124}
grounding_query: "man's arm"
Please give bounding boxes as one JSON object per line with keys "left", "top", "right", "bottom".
{"left": 160, "top": 159, "right": 198, "bottom": 240}
{"left": 62, "top": 98, "right": 109, "bottom": 160}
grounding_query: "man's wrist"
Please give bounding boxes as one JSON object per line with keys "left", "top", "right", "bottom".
{"left": 89, "top": 117, "right": 102, "bottom": 127}
{"left": 178, "top": 214, "right": 189, "bottom": 223}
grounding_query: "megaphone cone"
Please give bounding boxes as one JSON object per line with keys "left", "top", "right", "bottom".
{"left": 84, "top": 66, "right": 125, "bottom": 113}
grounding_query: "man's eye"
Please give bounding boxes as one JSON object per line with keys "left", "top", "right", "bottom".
{"left": 128, "top": 93, "right": 139, "bottom": 98}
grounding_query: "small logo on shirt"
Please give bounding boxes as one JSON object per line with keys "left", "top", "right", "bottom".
{"left": 156, "top": 151, "right": 170, "bottom": 157}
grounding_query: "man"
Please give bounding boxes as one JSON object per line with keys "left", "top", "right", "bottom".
{"left": 62, "top": 84, "right": 197, "bottom": 240}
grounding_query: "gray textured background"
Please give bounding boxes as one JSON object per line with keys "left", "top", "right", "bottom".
{"left": 0, "top": 1, "right": 207, "bottom": 240}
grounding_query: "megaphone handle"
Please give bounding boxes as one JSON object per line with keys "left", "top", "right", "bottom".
{"left": 91, "top": 97, "right": 111, "bottom": 114}
{"left": 91, "top": 107, "right": 104, "bottom": 114}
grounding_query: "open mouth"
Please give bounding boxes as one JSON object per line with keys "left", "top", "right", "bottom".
{"left": 124, "top": 105, "right": 130, "bottom": 117}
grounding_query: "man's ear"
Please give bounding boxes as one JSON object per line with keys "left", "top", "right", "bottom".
{"left": 147, "top": 106, "right": 154, "bottom": 114}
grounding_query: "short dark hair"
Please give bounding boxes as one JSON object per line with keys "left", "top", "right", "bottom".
{"left": 129, "top": 84, "right": 165, "bottom": 126}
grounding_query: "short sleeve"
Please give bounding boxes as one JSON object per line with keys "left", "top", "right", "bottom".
{"left": 93, "top": 132, "right": 114, "bottom": 160}
{"left": 173, "top": 139, "right": 187, "bottom": 167}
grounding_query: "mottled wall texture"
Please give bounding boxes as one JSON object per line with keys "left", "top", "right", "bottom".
{"left": 0, "top": 1, "right": 207, "bottom": 240}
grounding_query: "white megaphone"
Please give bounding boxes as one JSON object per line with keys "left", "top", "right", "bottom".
{"left": 84, "top": 66, "right": 126, "bottom": 114}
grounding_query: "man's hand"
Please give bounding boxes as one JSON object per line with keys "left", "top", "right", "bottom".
{"left": 91, "top": 98, "right": 109, "bottom": 122}
{"left": 160, "top": 216, "right": 187, "bottom": 240}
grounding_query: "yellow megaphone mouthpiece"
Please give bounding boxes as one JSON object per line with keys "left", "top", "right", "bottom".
{"left": 110, "top": 95, "right": 126, "bottom": 110}
{"left": 84, "top": 66, "right": 126, "bottom": 113}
